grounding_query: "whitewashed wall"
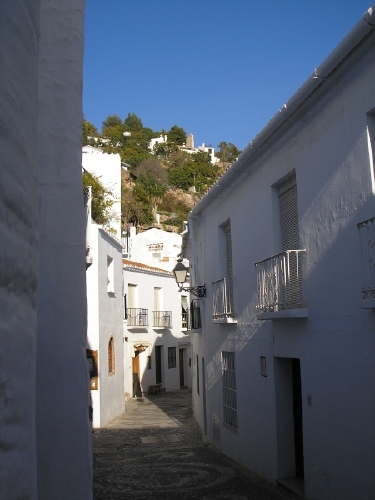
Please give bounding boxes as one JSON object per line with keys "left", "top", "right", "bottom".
{"left": 123, "top": 265, "right": 191, "bottom": 398}
{"left": 129, "top": 228, "right": 183, "bottom": 272}
{"left": 82, "top": 146, "right": 122, "bottom": 240}
{"left": 0, "top": 1, "right": 92, "bottom": 499}
{"left": 87, "top": 225, "right": 124, "bottom": 428}
{"left": 36, "top": 1, "right": 92, "bottom": 498}
{"left": 0, "top": 3, "right": 40, "bottom": 498}
{"left": 186, "top": 18, "right": 375, "bottom": 500}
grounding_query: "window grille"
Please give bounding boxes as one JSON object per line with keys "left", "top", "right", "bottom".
{"left": 108, "top": 336, "right": 115, "bottom": 375}
{"left": 168, "top": 347, "right": 176, "bottom": 368}
{"left": 222, "top": 351, "right": 237, "bottom": 430}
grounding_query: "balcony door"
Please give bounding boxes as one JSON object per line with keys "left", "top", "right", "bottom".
{"left": 279, "top": 180, "right": 301, "bottom": 308}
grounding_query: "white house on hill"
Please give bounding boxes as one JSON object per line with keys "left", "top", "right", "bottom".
{"left": 181, "top": 6, "right": 375, "bottom": 500}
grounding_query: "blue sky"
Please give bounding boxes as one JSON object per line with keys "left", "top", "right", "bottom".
{"left": 83, "top": 0, "right": 373, "bottom": 151}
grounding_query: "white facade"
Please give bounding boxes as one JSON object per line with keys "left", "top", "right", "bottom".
{"left": 148, "top": 133, "right": 219, "bottom": 164}
{"left": 182, "top": 7, "right": 375, "bottom": 500}
{"left": 82, "top": 145, "right": 122, "bottom": 240}
{"left": 123, "top": 260, "right": 192, "bottom": 399}
{"left": 125, "top": 227, "right": 184, "bottom": 271}
{"left": 0, "top": 2, "right": 91, "bottom": 499}
{"left": 149, "top": 134, "right": 168, "bottom": 151}
{"left": 86, "top": 224, "right": 124, "bottom": 428}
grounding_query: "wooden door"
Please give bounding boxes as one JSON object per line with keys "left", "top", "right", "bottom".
{"left": 132, "top": 352, "right": 141, "bottom": 397}
{"left": 179, "top": 349, "right": 184, "bottom": 387}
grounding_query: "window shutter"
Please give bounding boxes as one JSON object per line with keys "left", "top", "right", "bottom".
{"left": 279, "top": 182, "right": 300, "bottom": 251}
{"left": 225, "top": 224, "right": 234, "bottom": 312}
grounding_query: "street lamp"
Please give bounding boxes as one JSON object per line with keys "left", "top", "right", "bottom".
{"left": 172, "top": 258, "right": 206, "bottom": 297}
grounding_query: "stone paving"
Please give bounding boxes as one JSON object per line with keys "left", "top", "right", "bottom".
{"left": 93, "top": 389, "right": 298, "bottom": 500}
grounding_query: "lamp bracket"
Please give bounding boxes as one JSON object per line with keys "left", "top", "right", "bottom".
{"left": 178, "top": 285, "right": 206, "bottom": 297}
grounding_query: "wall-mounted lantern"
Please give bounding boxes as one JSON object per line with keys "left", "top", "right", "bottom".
{"left": 172, "top": 258, "right": 206, "bottom": 297}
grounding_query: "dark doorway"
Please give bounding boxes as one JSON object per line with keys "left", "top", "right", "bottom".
{"left": 292, "top": 358, "right": 304, "bottom": 479}
{"left": 179, "top": 349, "right": 184, "bottom": 387}
{"left": 132, "top": 351, "right": 142, "bottom": 397}
{"left": 155, "top": 346, "right": 162, "bottom": 385}
{"left": 274, "top": 356, "right": 305, "bottom": 483}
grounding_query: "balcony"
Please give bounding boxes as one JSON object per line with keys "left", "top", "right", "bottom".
{"left": 212, "top": 278, "right": 236, "bottom": 323}
{"left": 254, "top": 250, "right": 308, "bottom": 319}
{"left": 126, "top": 308, "right": 148, "bottom": 327}
{"left": 357, "top": 217, "right": 375, "bottom": 308}
{"left": 153, "top": 311, "right": 172, "bottom": 328}
{"left": 181, "top": 311, "right": 188, "bottom": 330}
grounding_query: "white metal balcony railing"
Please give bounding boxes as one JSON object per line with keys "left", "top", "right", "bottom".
{"left": 153, "top": 311, "right": 172, "bottom": 328}
{"left": 212, "top": 277, "right": 234, "bottom": 320}
{"left": 357, "top": 217, "right": 375, "bottom": 301}
{"left": 126, "top": 308, "right": 148, "bottom": 327}
{"left": 181, "top": 312, "right": 188, "bottom": 329}
{"left": 254, "top": 250, "right": 306, "bottom": 313}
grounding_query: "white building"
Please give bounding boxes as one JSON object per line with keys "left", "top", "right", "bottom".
{"left": 84, "top": 146, "right": 125, "bottom": 428}
{"left": 123, "top": 259, "right": 192, "bottom": 399}
{"left": 122, "top": 226, "right": 192, "bottom": 398}
{"left": 86, "top": 220, "right": 124, "bottom": 428}
{"left": 82, "top": 145, "right": 122, "bottom": 240}
{"left": 123, "top": 226, "right": 184, "bottom": 272}
{"left": 149, "top": 133, "right": 219, "bottom": 164}
{"left": 0, "top": 2, "right": 92, "bottom": 499}
{"left": 182, "top": 6, "right": 375, "bottom": 500}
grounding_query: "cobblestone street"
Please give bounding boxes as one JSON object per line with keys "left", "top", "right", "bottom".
{"left": 93, "top": 389, "right": 298, "bottom": 500}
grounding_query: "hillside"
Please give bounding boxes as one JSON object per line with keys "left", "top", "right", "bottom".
{"left": 83, "top": 114, "right": 241, "bottom": 233}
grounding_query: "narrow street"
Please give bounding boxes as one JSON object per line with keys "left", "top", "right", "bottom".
{"left": 93, "top": 389, "right": 298, "bottom": 500}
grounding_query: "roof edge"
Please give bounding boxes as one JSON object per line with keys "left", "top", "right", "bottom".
{"left": 189, "top": 4, "right": 375, "bottom": 219}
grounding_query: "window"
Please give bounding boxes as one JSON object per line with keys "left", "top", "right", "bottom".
{"left": 225, "top": 222, "right": 234, "bottom": 313}
{"left": 107, "top": 256, "right": 114, "bottom": 293}
{"left": 196, "top": 354, "right": 200, "bottom": 395}
{"left": 147, "top": 356, "right": 152, "bottom": 370}
{"left": 127, "top": 284, "right": 137, "bottom": 308}
{"left": 279, "top": 179, "right": 302, "bottom": 308}
{"left": 168, "top": 347, "right": 176, "bottom": 368}
{"left": 154, "top": 287, "right": 162, "bottom": 311}
{"left": 222, "top": 351, "right": 237, "bottom": 430}
{"left": 279, "top": 179, "right": 300, "bottom": 251}
{"left": 108, "top": 336, "right": 115, "bottom": 375}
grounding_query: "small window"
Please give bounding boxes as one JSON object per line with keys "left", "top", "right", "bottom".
{"left": 147, "top": 356, "right": 152, "bottom": 370}
{"left": 222, "top": 351, "right": 237, "bottom": 430}
{"left": 107, "top": 256, "right": 114, "bottom": 293}
{"left": 168, "top": 347, "right": 176, "bottom": 368}
{"left": 108, "top": 336, "right": 115, "bottom": 375}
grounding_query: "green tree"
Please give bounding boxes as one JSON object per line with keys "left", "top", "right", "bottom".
{"left": 216, "top": 142, "right": 242, "bottom": 164}
{"left": 121, "top": 184, "right": 151, "bottom": 227}
{"left": 82, "top": 170, "right": 118, "bottom": 230}
{"left": 135, "top": 158, "right": 168, "bottom": 185}
{"left": 124, "top": 112, "right": 143, "bottom": 132}
{"left": 133, "top": 171, "right": 167, "bottom": 219}
{"left": 168, "top": 150, "right": 219, "bottom": 192}
{"left": 167, "top": 125, "right": 187, "bottom": 145}
{"left": 82, "top": 119, "right": 98, "bottom": 146}
{"left": 102, "top": 114, "right": 122, "bottom": 129}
